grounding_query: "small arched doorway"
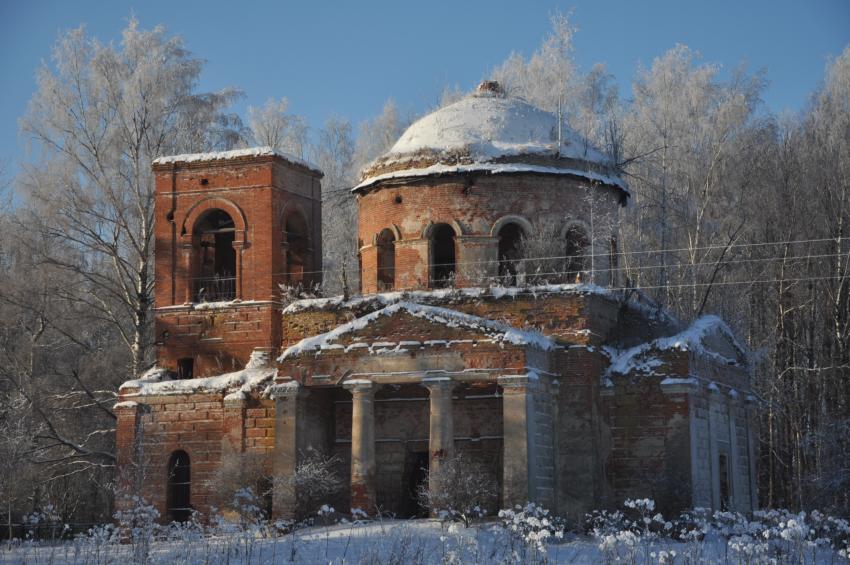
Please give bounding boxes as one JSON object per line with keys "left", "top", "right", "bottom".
{"left": 564, "top": 225, "right": 589, "bottom": 282}
{"left": 193, "top": 209, "right": 236, "bottom": 301}
{"left": 376, "top": 228, "right": 396, "bottom": 291}
{"left": 497, "top": 223, "right": 525, "bottom": 286}
{"left": 284, "top": 212, "right": 310, "bottom": 286}
{"left": 166, "top": 450, "right": 191, "bottom": 522}
{"left": 430, "top": 223, "right": 456, "bottom": 288}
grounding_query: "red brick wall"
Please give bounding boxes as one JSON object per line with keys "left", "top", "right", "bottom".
{"left": 281, "top": 292, "right": 622, "bottom": 351}
{"left": 602, "top": 381, "right": 693, "bottom": 514}
{"left": 357, "top": 174, "right": 622, "bottom": 292}
{"left": 153, "top": 154, "right": 321, "bottom": 375}
{"left": 156, "top": 303, "right": 278, "bottom": 377}
{"left": 121, "top": 393, "right": 276, "bottom": 520}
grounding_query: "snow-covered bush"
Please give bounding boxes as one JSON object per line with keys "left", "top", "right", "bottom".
{"left": 113, "top": 495, "right": 160, "bottom": 564}
{"left": 417, "top": 452, "right": 498, "bottom": 526}
{"left": 275, "top": 449, "right": 343, "bottom": 520}
{"left": 206, "top": 451, "right": 272, "bottom": 519}
{"left": 588, "top": 499, "right": 674, "bottom": 563}
{"left": 498, "top": 502, "right": 565, "bottom": 562}
{"left": 24, "top": 503, "right": 66, "bottom": 542}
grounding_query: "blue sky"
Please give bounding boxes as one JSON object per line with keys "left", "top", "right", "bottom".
{"left": 1, "top": 0, "right": 848, "bottom": 176}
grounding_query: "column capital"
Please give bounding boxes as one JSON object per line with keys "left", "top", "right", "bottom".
{"left": 343, "top": 379, "right": 375, "bottom": 396}
{"left": 498, "top": 373, "right": 536, "bottom": 392}
{"left": 269, "top": 380, "right": 302, "bottom": 400}
{"left": 421, "top": 376, "right": 456, "bottom": 392}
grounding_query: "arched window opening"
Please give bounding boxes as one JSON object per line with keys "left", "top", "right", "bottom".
{"left": 497, "top": 223, "right": 525, "bottom": 286}
{"left": 430, "top": 224, "right": 456, "bottom": 288}
{"left": 194, "top": 210, "right": 236, "bottom": 301}
{"left": 284, "top": 213, "right": 310, "bottom": 285}
{"left": 376, "top": 228, "right": 396, "bottom": 291}
{"left": 564, "top": 226, "right": 589, "bottom": 283}
{"left": 167, "top": 450, "right": 191, "bottom": 522}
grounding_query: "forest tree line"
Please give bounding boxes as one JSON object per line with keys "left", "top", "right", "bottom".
{"left": 0, "top": 15, "right": 847, "bottom": 528}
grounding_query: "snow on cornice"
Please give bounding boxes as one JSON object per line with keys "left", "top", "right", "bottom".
{"left": 152, "top": 146, "right": 322, "bottom": 175}
{"left": 604, "top": 315, "right": 746, "bottom": 378}
{"left": 278, "top": 301, "right": 558, "bottom": 360}
{"left": 353, "top": 162, "right": 628, "bottom": 194}
{"left": 282, "top": 283, "right": 612, "bottom": 314}
{"left": 119, "top": 367, "right": 277, "bottom": 396}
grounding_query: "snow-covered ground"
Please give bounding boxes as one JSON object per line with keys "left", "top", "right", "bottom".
{"left": 3, "top": 500, "right": 848, "bottom": 564}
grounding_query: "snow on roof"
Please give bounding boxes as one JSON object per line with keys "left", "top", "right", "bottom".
{"left": 356, "top": 86, "right": 626, "bottom": 193}
{"left": 283, "top": 283, "right": 612, "bottom": 314}
{"left": 605, "top": 315, "right": 746, "bottom": 378}
{"left": 278, "top": 301, "right": 558, "bottom": 360}
{"left": 391, "top": 90, "right": 608, "bottom": 163}
{"left": 152, "top": 146, "right": 322, "bottom": 175}
{"left": 119, "top": 367, "right": 276, "bottom": 397}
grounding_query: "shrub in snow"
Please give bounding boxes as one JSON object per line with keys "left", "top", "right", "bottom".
{"left": 24, "top": 503, "right": 66, "bottom": 542}
{"left": 498, "top": 502, "right": 565, "bottom": 562}
{"left": 588, "top": 499, "right": 677, "bottom": 564}
{"left": 274, "top": 449, "right": 343, "bottom": 520}
{"left": 113, "top": 495, "right": 160, "bottom": 564}
{"left": 206, "top": 451, "right": 273, "bottom": 519}
{"left": 417, "top": 452, "right": 498, "bottom": 526}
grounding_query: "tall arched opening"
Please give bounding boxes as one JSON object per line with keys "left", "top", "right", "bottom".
{"left": 564, "top": 225, "right": 589, "bottom": 282}
{"left": 376, "top": 228, "right": 396, "bottom": 291}
{"left": 284, "top": 212, "right": 310, "bottom": 286}
{"left": 166, "top": 450, "right": 191, "bottom": 522}
{"left": 430, "top": 223, "right": 456, "bottom": 288}
{"left": 193, "top": 209, "right": 236, "bottom": 301}
{"left": 497, "top": 223, "right": 525, "bottom": 286}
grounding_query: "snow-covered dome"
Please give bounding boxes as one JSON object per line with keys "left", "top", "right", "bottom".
{"left": 354, "top": 81, "right": 628, "bottom": 197}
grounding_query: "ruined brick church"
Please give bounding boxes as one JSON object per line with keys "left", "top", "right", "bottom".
{"left": 115, "top": 81, "right": 757, "bottom": 523}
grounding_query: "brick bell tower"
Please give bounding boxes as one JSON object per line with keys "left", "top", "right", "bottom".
{"left": 152, "top": 148, "right": 323, "bottom": 378}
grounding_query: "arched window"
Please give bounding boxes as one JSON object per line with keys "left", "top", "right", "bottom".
{"left": 167, "top": 450, "right": 191, "bottom": 522}
{"left": 564, "top": 225, "right": 589, "bottom": 282}
{"left": 284, "top": 212, "right": 310, "bottom": 285}
{"left": 430, "top": 223, "right": 456, "bottom": 288}
{"left": 193, "top": 209, "right": 236, "bottom": 301}
{"left": 497, "top": 223, "right": 525, "bottom": 286}
{"left": 376, "top": 228, "right": 396, "bottom": 291}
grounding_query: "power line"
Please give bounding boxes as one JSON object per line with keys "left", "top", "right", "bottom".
{"left": 180, "top": 239, "right": 850, "bottom": 280}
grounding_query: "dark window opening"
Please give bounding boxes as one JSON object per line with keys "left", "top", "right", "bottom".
{"left": 564, "top": 226, "right": 589, "bottom": 283}
{"left": 430, "top": 224, "right": 456, "bottom": 288}
{"left": 193, "top": 209, "right": 236, "bottom": 301}
{"left": 718, "top": 453, "right": 731, "bottom": 511}
{"left": 497, "top": 223, "right": 525, "bottom": 286}
{"left": 376, "top": 228, "right": 396, "bottom": 291}
{"left": 284, "top": 213, "right": 310, "bottom": 286}
{"left": 167, "top": 451, "right": 191, "bottom": 522}
{"left": 402, "top": 451, "right": 429, "bottom": 518}
{"left": 176, "top": 358, "right": 194, "bottom": 380}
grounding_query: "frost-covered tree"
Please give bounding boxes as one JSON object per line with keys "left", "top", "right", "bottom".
{"left": 310, "top": 118, "right": 357, "bottom": 295}
{"left": 492, "top": 12, "right": 620, "bottom": 160}
{"left": 620, "top": 45, "right": 765, "bottom": 316}
{"left": 0, "top": 19, "right": 244, "bottom": 523}
{"left": 352, "top": 100, "right": 407, "bottom": 174}
{"left": 18, "top": 19, "right": 244, "bottom": 378}
{"left": 248, "top": 97, "right": 308, "bottom": 158}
